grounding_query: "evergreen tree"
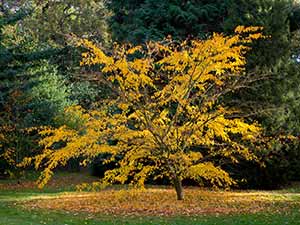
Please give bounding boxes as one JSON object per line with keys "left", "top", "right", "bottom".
{"left": 26, "top": 0, "right": 110, "bottom": 46}
{"left": 109, "top": 0, "right": 227, "bottom": 43}
{"left": 0, "top": 5, "right": 74, "bottom": 176}
{"left": 223, "top": 0, "right": 293, "bottom": 68}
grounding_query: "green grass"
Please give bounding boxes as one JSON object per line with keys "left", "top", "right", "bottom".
{"left": 1, "top": 173, "right": 300, "bottom": 225}
{"left": 1, "top": 200, "right": 300, "bottom": 225}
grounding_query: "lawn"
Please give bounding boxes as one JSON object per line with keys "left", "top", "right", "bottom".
{"left": 1, "top": 172, "right": 300, "bottom": 225}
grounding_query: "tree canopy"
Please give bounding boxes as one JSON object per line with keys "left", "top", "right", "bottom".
{"left": 22, "top": 26, "right": 265, "bottom": 200}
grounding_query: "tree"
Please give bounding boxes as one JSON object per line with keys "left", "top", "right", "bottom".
{"left": 23, "top": 0, "right": 112, "bottom": 108}
{"left": 0, "top": 6, "right": 35, "bottom": 176}
{"left": 109, "top": 0, "right": 227, "bottom": 44}
{"left": 223, "top": 0, "right": 294, "bottom": 68}
{"left": 23, "top": 27, "right": 264, "bottom": 200}
{"left": 0, "top": 5, "right": 75, "bottom": 177}
{"left": 24, "top": 0, "right": 111, "bottom": 46}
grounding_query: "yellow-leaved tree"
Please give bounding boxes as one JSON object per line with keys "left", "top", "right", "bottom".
{"left": 22, "top": 26, "right": 264, "bottom": 200}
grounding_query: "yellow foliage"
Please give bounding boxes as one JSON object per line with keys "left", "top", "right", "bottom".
{"left": 187, "top": 162, "right": 235, "bottom": 187}
{"left": 0, "top": 133, "right": 5, "bottom": 148}
{"left": 25, "top": 27, "right": 265, "bottom": 192}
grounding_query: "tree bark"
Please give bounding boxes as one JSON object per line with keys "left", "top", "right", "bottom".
{"left": 173, "top": 176, "right": 184, "bottom": 200}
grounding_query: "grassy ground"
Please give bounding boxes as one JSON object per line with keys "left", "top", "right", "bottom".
{"left": 1, "top": 172, "right": 300, "bottom": 225}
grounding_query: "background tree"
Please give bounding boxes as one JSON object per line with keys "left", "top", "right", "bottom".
{"left": 0, "top": 4, "right": 75, "bottom": 177}
{"left": 205, "top": 0, "right": 300, "bottom": 188}
{"left": 26, "top": 0, "right": 111, "bottom": 46}
{"left": 109, "top": 0, "right": 227, "bottom": 44}
{"left": 24, "top": 0, "right": 112, "bottom": 109}
{"left": 0, "top": 0, "right": 113, "bottom": 177}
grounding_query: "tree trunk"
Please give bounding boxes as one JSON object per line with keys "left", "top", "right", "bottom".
{"left": 173, "top": 176, "right": 184, "bottom": 200}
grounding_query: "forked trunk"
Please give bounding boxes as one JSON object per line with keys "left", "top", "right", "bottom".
{"left": 173, "top": 176, "right": 184, "bottom": 200}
